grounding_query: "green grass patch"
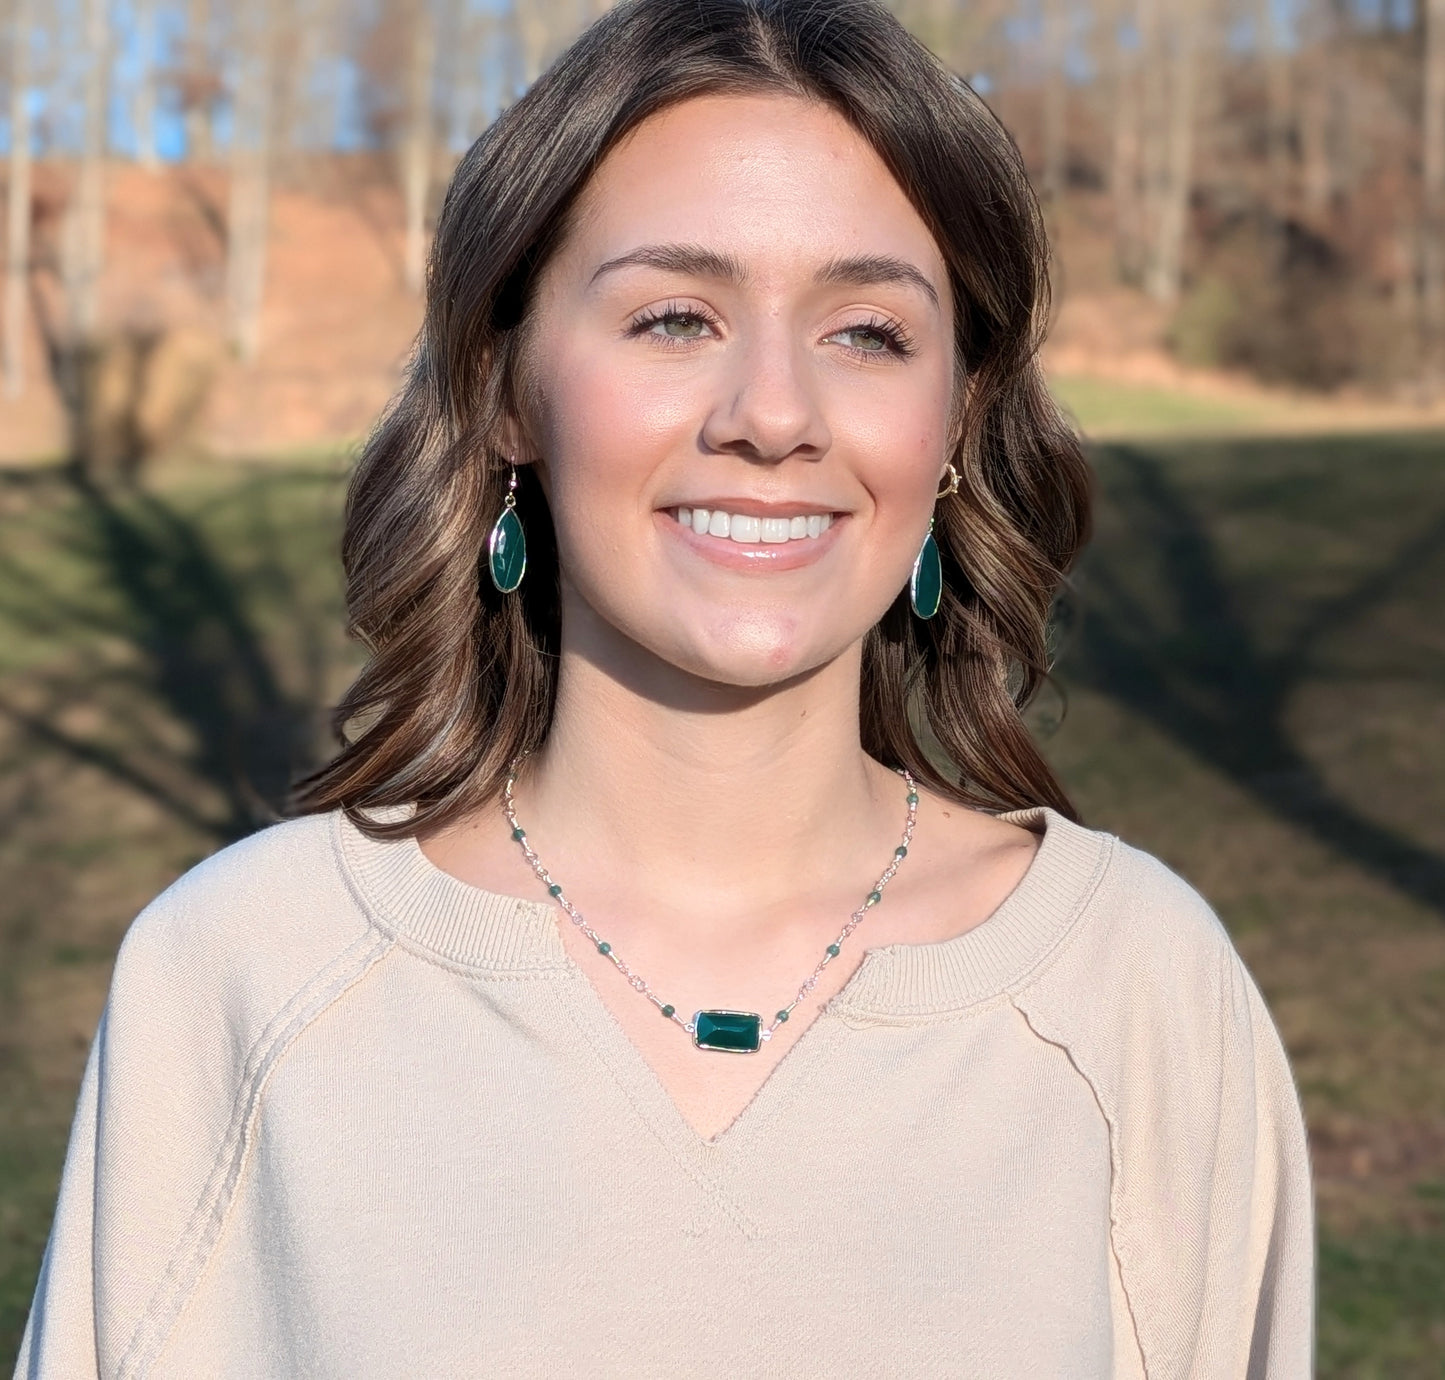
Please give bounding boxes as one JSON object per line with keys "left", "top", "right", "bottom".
{"left": 1319, "top": 1227, "right": 1445, "bottom": 1376}
{"left": 1050, "top": 373, "right": 1284, "bottom": 437}
{"left": 0, "top": 1092, "right": 68, "bottom": 1366}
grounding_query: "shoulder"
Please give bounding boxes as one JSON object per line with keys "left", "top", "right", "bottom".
{"left": 1091, "top": 827, "right": 1234, "bottom": 965}
{"left": 110, "top": 811, "right": 389, "bottom": 1038}
{"left": 1003, "top": 818, "right": 1314, "bottom": 1362}
{"left": 1002, "top": 809, "right": 1270, "bottom": 1090}
{"left": 1015, "top": 808, "right": 1237, "bottom": 999}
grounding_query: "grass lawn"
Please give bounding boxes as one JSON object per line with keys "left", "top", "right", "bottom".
{"left": 1, "top": 415, "right": 1443, "bottom": 1370}
{"left": 1051, "top": 373, "right": 1287, "bottom": 436}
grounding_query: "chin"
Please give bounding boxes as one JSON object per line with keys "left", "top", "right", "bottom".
{"left": 670, "top": 615, "right": 834, "bottom": 688}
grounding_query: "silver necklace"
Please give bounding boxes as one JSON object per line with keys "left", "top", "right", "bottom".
{"left": 501, "top": 754, "right": 919, "bottom": 1053}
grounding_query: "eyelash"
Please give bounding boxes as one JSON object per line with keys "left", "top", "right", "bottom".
{"left": 843, "top": 314, "right": 917, "bottom": 359}
{"left": 624, "top": 303, "right": 918, "bottom": 360}
{"left": 626, "top": 301, "right": 721, "bottom": 345}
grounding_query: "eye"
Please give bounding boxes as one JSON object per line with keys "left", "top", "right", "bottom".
{"left": 657, "top": 314, "right": 709, "bottom": 338}
{"left": 627, "top": 302, "right": 720, "bottom": 345}
{"left": 833, "top": 326, "right": 892, "bottom": 353}
{"left": 826, "top": 316, "right": 917, "bottom": 359}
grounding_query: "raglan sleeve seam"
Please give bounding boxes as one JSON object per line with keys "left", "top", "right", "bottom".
{"left": 113, "top": 922, "right": 396, "bottom": 1380}
{"left": 1006, "top": 988, "right": 1149, "bottom": 1375}
{"left": 1001, "top": 842, "right": 1241, "bottom": 1376}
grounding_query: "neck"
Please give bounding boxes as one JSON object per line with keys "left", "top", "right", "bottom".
{"left": 518, "top": 637, "right": 902, "bottom": 924}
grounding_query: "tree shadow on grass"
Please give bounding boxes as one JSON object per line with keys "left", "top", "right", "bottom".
{"left": 1060, "top": 436, "right": 1445, "bottom": 916}
{"left": 1, "top": 434, "right": 1441, "bottom": 920}
{"left": 0, "top": 466, "right": 345, "bottom": 845}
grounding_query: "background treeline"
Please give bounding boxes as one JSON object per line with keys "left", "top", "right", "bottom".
{"left": 1, "top": 0, "right": 1442, "bottom": 399}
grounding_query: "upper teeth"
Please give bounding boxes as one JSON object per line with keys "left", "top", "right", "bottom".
{"left": 675, "top": 507, "right": 833, "bottom": 543}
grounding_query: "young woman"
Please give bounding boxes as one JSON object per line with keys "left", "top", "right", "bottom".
{"left": 17, "top": 0, "right": 1313, "bottom": 1374}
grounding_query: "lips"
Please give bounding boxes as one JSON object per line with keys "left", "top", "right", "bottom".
{"left": 671, "top": 506, "right": 833, "bottom": 544}
{"left": 657, "top": 503, "right": 847, "bottom": 571}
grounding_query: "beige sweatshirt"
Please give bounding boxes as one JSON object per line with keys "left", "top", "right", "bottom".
{"left": 16, "top": 804, "right": 1313, "bottom": 1379}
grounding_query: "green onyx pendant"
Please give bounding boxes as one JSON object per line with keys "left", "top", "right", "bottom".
{"left": 692, "top": 1010, "right": 762, "bottom": 1053}
{"left": 488, "top": 499, "right": 526, "bottom": 594}
{"left": 910, "top": 520, "right": 942, "bottom": 619}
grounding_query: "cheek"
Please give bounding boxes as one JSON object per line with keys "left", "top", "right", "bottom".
{"left": 829, "top": 369, "right": 952, "bottom": 521}
{"left": 527, "top": 339, "right": 693, "bottom": 608}
{"left": 534, "top": 334, "right": 695, "bottom": 496}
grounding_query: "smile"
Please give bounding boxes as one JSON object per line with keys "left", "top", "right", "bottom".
{"left": 670, "top": 507, "right": 834, "bottom": 544}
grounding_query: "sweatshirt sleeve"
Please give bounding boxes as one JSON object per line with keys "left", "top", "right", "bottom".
{"left": 1221, "top": 951, "right": 1315, "bottom": 1378}
{"left": 11, "top": 885, "right": 260, "bottom": 1380}
{"left": 1010, "top": 841, "right": 1315, "bottom": 1378}
{"left": 11, "top": 815, "right": 388, "bottom": 1380}
{"left": 13, "top": 1021, "right": 104, "bottom": 1378}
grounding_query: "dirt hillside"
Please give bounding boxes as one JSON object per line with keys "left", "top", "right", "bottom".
{"left": 4, "top": 158, "right": 1443, "bottom": 464}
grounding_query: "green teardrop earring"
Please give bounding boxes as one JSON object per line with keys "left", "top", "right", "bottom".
{"left": 909, "top": 462, "right": 958, "bottom": 620}
{"left": 487, "top": 463, "right": 527, "bottom": 594}
{"left": 910, "top": 519, "right": 942, "bottom": 619}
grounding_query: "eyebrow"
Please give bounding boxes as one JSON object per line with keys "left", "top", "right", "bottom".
{"left": 816, "top": 253, "right": 941, "bottom": 309}
{"left": 590, "top": 243, "right": 748, "bottom": 287}
{"left": 589, "top": 242, "right": 941, "bottom": 309}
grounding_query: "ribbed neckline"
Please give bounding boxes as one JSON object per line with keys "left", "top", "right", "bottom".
{"left": 335, "top": 804, "right": 1115, "bottom": 1016}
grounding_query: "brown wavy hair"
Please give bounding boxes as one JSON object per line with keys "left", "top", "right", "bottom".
{"left": 292, "top": 0, "right": 1093, "bottom": 838}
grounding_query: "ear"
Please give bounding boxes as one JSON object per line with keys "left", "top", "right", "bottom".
{"left": 496, "top": 323, "right": 547, "bottom": 467}
{"left": 944, "top": 366, "right": 974, "bottom": 456}
{"left": 493, "top": 410, "right": 542, "bottom": 468}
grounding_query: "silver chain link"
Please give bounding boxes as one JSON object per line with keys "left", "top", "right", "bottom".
{"left": 501, "top": 756, "right": 918, "bottom": 1044}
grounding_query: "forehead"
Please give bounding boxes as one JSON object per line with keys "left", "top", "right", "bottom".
{"left": 558, "top": 91, "right": 949, "bottom": 289}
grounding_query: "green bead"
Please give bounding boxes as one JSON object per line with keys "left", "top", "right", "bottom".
{"left": 895, "top": 845, "right": 908, "bottom": 857}
{"left": 597, "top": 940, "right": 611, "bottom": 955}
{"left": 548, "top": 883, "right": 563, "bottom": 896}
{"left": 907, "top": 793, "right": 919, "bottom": 805}
{"left": 826, "top": 943, "right": 840, "bottom": 957}
{"left": 775, "top": 1009, "right": 790, "bottom": 1023}
{"left": 660, "top": 1004, "right": 676, "bottom": 1018}
{"left": 867, "top": 891, "right": 882, "bottom": 906}
{"left": 488, "top": 505, "right": 527, "bottom": 594}
{"left": 511, "top": 827, "right": 525, "bottom": 841}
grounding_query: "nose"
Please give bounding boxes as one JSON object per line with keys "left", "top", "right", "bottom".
{"left": 699, "top": 328, "right": 832, "bottom": 465}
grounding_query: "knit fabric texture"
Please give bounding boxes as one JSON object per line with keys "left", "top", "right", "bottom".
{"left": 15, "top": 805, "right": 1314, "bottom": 1378}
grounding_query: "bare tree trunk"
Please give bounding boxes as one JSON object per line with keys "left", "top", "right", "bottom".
{"left": 1424, "top": 0, "right": 1445, "bottom": 386}
{"left": 289, "top": 0, "right": 337, "bottom": 157}
{"left": 443, "top": 0, "right": 478, "bottom": 155}
{"left": 899, "top": 0, "right": 961, "bottom": 67}
{"left": 4, "top": 0, "right": 32, "bottom": 396}
{"left": 1298, "top": 46, "right": 1333, "bottom": 218}
{"left": 1137, "top": 0, "right": 1168, "bottom": 291}
{"left": 1256, "top": 0, "right": 1292, "bottom": 213}
{"left": 134, "top": 0, "right": 160, "bottom": 170}
{"left": 186, "top": 0, "right": 213, "bottom": 161}
{"left": 227, "top": 0, "right": 273, "bottom": 363}
{"left": 1109, "top": 0, "right": 1144, "bottom": 281}
{"left": 1041, "top": 0, "right": 1068, "bottom": 208}
{"left": 895, "top": 0, "right": 1005, "bottom": 75}
{"left": 513, "top": 0, "right": 552, "bottom": 86}
{"left": 403, "top": 0, "right": 436, "bottom": 295}
{"left": 64, "top": 0, "right": 109, "bottom": 340}
{"left": 1145, "top": 0, "right": 1201, "bottom": 303}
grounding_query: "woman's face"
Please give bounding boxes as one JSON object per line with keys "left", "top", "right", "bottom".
{"left": 518, "top": 92, "right": 956, "bottom": 688}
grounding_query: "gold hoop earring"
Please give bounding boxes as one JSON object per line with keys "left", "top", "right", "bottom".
{"left": 936, "top": 463, "right": 960, "bottom": 500}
